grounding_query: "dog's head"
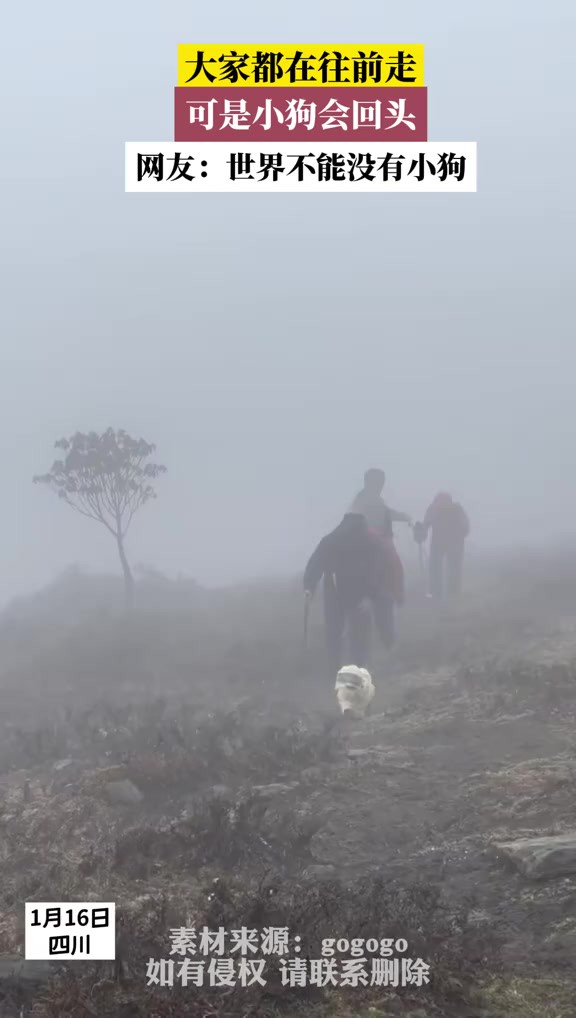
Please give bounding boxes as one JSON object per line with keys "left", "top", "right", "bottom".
{"left": 335, "top": 665, "right": 372, "bottom": 690}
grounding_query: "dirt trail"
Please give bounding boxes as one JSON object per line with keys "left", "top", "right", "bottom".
{"left": 2, "top": 576, "right": 576, "bottom": 1015}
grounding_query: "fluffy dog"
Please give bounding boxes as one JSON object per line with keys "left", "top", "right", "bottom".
{"left": 335, "top": 665, "right": 375, "bottom": 719}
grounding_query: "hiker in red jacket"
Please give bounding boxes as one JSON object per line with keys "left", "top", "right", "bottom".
{"left": 415, "top": 492, "right": 470, "bottom": 600}
{"left": 349, "top": 468, "right": 412, "bottom": 605}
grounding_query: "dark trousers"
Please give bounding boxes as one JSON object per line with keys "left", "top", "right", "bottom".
{"left": 429, "top": 542, "right": 464, "bottom": 600}
{"left": 372, "top": 590, "right": 396, "bottom": 649}
{"left": 323, "top": 576, "right": 395, "bottom": 676}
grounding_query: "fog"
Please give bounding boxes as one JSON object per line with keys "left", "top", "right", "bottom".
{"left": 0, "top": 1, "right": 574, "bottom": 604}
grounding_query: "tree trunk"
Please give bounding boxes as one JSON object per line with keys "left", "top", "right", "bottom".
{"left": 116, "top": 532, "right": 135, "bottom": 611}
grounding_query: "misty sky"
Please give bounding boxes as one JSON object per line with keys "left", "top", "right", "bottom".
{"left": 1, "top": 2, "right": 575, "bottom": 602}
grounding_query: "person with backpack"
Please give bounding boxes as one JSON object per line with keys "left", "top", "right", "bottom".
{"left": 303, "top": 513, "right": 396, "bottom": 676}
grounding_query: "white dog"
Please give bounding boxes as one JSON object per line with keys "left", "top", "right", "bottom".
{"left": 335, "top": 666, "right": 375, "bottom": 719}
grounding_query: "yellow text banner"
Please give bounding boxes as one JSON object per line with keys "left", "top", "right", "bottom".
{"left": 178, "top": 45, "right": 424, "bottom": 87}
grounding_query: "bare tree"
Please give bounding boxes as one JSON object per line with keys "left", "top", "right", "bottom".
{"left": 34, "top": 429, "right": 166, "bottom": 609}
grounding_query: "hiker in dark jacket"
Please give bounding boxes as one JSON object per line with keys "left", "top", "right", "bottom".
{"left": 303, "top": 513, "right": 396, "bottom": 675}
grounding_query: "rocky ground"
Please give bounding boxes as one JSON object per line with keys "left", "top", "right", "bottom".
{"left": 1, "top": 558, "right": 576, "bottom": 1016}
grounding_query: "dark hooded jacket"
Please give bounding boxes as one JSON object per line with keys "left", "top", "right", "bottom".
{"left": 303, "top": 514, "right": 393, "bottom": 612}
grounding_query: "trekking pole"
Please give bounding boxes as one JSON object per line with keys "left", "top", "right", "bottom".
{"left": 413, "top": 522, "right": 428, "bottom": 597}
{"left": 421, "top": 543, "right": 431, "bottom": 597}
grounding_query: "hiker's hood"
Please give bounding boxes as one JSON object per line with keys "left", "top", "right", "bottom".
{"left": 433, "top": 492, "right": 453, "bottom": 508}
